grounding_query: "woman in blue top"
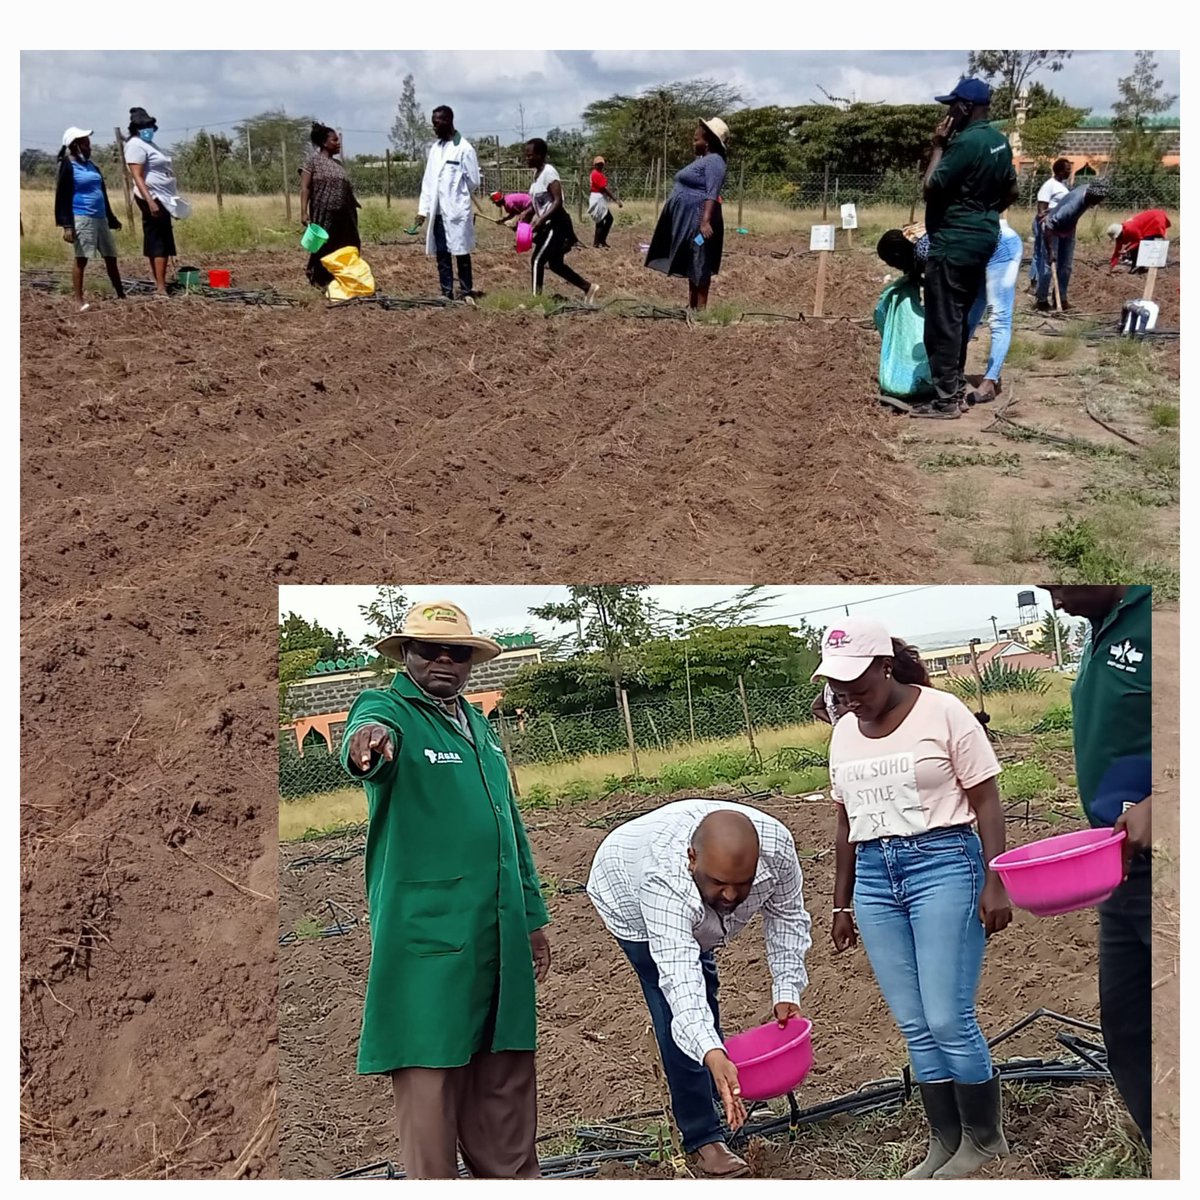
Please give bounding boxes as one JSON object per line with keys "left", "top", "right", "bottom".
{"left": 645, "top": 118, "right": 728, "bottom": 311}
{"left": 55, "top": 127, "right": 125, "bottom": 313}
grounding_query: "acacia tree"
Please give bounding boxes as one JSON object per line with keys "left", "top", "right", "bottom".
{"left": 967, "top": 51, "right": 1073, "bottom": 117}
{"left": 1111, "top": 50, "right": 1178, "bottom": 176}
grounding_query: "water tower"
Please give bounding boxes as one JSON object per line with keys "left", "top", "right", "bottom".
{"left": 1017, "top": 590, "right": 1038, "bottom": 626}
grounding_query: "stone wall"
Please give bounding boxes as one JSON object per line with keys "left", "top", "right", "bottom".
{"left": 286, "top": 648, "right": 541, "bottom": 719}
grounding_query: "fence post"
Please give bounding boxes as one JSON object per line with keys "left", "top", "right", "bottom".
{"left": 821, "top": 162, "right": 830, "bottom": 221}
{"left": 736, "top": 160, "right": 745, "bottom": 229}
{"left": 910, "top": 158, "right": 921, "bottom": 224}
{"left": 497, "top": 713, "right": 521, "bottom": 798}
{"left": 207, "top": 132, "right": 224, "bottom": 214}
{"left": 548, "top": 719, "right": 563, "bottom": 756}
{"left": 737, "top": 675, "right": 759, "bottom": 764}
{"left": 578, "top": 153, "right": 586, "bottom": 221}
{"left": 620, "top": 689, "right": 641, "bottom": 779}
{"left": 114, "top": 126, "right": 135, "bottom": 225}
{"left": 646, "top": 712, "right": 665, "bottom": 751}
{"left": 385, "top": 148, "right": 392, "bottom": 209}
{"left": 280, "top": 137, "right": 291, "bottom": 223}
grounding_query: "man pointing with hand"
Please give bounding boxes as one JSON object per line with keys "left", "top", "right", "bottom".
{"left": 340, "top": 599, "right": 550, "bottom": 1179}
{"left": 588, "top": 800, "right": 812, "bottom": 1178}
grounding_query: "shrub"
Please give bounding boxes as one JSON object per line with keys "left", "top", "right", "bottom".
{"left": 1033, "top": 703, "right": 1074, "bottom": 732}
{"left": 948, "top": 661, "right": 1051, "bottom": 699}
{"left": 1000, "top": 760, "right": 1057, "bottom": 802}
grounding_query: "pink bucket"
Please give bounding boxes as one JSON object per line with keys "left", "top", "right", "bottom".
{"left": 990, "top": 828, "right": 1127, "bottom": 916}
{"left": 724, "top": 1017, "right": 813, "bottom": 1101}
{"left": 515, "top": 222, "right": 534, "bottom": 253}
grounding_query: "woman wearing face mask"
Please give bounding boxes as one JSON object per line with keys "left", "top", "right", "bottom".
{"left": 55, "top": 127, "right": 126, "bottom": 312}
{"left": 123, "top": 107, "right": 185, "bottom": 297}
{"left": 817, "top": 618, "right": 1011, "bottom": 1180}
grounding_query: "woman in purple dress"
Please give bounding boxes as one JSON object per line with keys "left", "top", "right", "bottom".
{"left": 645, "top": 117, "right": 729, "bottom": 311}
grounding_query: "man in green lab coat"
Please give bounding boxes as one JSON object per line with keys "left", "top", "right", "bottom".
{"left": 340, "top": 599, "right": 551, "bottom": 1179}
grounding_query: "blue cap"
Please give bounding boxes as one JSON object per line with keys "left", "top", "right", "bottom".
{"left": 934, "top": 77, "right": 992, "bottom": 105}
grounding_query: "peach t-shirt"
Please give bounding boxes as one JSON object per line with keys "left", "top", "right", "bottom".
{"left": 829, "top": 687, "right": 1001, "bottom": 843}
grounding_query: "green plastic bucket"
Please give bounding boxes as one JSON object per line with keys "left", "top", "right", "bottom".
{"left": 301, "top": 223, "right": 329, "bottom": 253}
{"left": 175, "top": 266, "right": 201, "bottom": 292}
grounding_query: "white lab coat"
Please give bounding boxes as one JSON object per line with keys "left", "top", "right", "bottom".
{"left": 418, "top": 135, "right": 480, "bottom": 256}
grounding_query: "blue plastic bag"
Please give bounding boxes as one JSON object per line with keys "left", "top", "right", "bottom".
{"left": 873, "top": 278, "right": 935, "bottom": 400}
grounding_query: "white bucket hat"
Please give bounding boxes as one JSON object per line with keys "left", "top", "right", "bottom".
{"left": 700, "top": 116, "right": 730, "bottom": 152}
{"left": 61, "top": 126, "right": 93, "bottom": 148}
{"left": 1105, "top": 223, "right": 1124, "bottom": 240}
{"left": 375, "top": 599, "right": 502, "bottom": 665}
{"left": 811, "top": 618, "right": 894, "bottom": 682}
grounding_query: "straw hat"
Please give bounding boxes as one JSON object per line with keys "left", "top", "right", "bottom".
{"left": 700, "top": 116, "right": 730, "bottom": 152}
{"left": 593, "top": 155, "right": 606, "bottom": 166}
{"left": 375, "top": 599, "right": 502, "bottom": 665}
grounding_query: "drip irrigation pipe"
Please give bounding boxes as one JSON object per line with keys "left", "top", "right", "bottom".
{"left": 279, "top": 899, "right": 359, "bottom": 946}
{"left": 333, "top": 1009, "right": 1110, "bottom": 1179}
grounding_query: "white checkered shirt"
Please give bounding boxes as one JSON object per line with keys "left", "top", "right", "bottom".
{"left": 587, "top": 799, "right": 812, "bottom": 1065}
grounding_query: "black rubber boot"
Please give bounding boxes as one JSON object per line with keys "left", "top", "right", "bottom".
{"left": 931, "top": 1072, "right": 1009, "bottom": 1179}
{"left": 903, "top": 1081, "right": 961, "bottom": 1178}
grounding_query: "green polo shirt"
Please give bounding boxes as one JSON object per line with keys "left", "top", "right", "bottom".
{"left": 1071, "top": 587, "right": 1152, "bottom": 826}
{"left": 925, "top": 119, "right": 1017, "bottom": 268}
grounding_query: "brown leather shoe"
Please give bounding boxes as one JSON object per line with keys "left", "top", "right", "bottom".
{"left": 693, "top": 1141, "right": 750, "bottom": 1178}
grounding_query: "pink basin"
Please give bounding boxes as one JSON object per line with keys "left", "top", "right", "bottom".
{"left": 724, "top": 1017, "right": 813, "bottom": 1101}
{"left": 990, "top": 828, "right": 1127, "bottom": 916}
{"left": 515, "top": 222, "right": 534, "bottom": 253}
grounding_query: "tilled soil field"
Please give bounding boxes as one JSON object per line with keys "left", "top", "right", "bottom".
{"left": 278, "top": 779, "right": 1112, "bottom": 1180}
{"left": 19, "top": 233, "right": 1177, "bottom": 1178}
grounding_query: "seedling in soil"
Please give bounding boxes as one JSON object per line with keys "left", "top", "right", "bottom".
{"left": 294, "top": 917, "right": 324, "bottom": 941}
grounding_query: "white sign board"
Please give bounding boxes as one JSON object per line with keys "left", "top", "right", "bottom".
{"left": 840, "top": 203, "right": 858, "bottom": 230}
{"left": 810, "top": 224, "right": 836, "bottom": 252}
{"left": 1136, "top": 238, "right": 1169, "bottom": 269}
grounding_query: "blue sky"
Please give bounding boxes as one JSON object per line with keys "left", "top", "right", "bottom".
{"left": 21, "top": 50, "right": 1179, "bottom": 154}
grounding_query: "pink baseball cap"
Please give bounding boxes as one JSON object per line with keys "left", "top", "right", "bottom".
{"left": 811, "top": 618, "right": 894, "bottom": 682}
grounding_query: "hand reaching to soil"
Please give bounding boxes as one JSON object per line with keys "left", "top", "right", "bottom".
{"left": 703, "top": 1049, "right": 747, "bottom": 1131}
{"left": 347, "top": 723, "right": 394, "bottom": 774}
{"left": 530, "top": 927, "right": 551, "bottom": 982}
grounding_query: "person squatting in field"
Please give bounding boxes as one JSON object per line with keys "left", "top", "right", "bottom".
{"left": 338, "top": 600, "right": 550, "bottom": 1180}
{"left": 509, "top": 138, "right": 599, "bottom": 304}
{"left": 414, "top": 106, "right": 481, "bottom": 302}
{"left": 587, "top": 800, "right": 812, "bottom": 1178}
{"left": 1044, "top": 586, "right": 1152, "bottom": 1149}
{"left": 819, "top": 618, "right": 1013, "bottom": 1179}
{"left": 919, "top": 78, "right": 1019, "bottom": 417}
{"left": 877, "top": 216, "right": 1024, "bottom": 408}
{"left": 55, "top": 126, "right": 125, "bottom": 312}
{"left": 645, "top": 118, "right": 728, "bottom": 311}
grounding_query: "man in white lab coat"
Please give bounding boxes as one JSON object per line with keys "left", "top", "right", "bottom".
{"left": 415, "top": 105, "right": 481, "bottom": 302}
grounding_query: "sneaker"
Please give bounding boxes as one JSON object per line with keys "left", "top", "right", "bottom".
{"left": 585, "top": 283, "right": 601, "bottom": 306}
{"left": 1035, "top": 300, "right": 1051, "bottom": 312}
{"left": 910, "top": 400, "right": 962, "bottom": 420}
{"left": 462, "top": 294, "right": 477, "bottom": 308}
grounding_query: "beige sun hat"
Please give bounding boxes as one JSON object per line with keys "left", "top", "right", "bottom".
{"left": 375, "top": 599, "right": 502, "bottom": 665}
{"left": 1105, "top": 223, "right": 1124, "bottom": 240}
{"left": 700, "top": 116, "right": 730, "bottom": 152}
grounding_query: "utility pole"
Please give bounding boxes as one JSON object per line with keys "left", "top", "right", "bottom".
{"left": 990, "top": 616, "right": 999, "bottom": 643}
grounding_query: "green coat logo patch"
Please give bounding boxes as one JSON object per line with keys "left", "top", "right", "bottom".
{"left": 423, "top": 748, "right": 464, "bottom": 764}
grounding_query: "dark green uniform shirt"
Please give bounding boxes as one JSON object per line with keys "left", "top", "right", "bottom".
{"left": 1071, "top": 587, "right": 1152, "bottom": 826}
{"left": 925, "top": 118, "right": 1017, "bottom": 268}
{"left": 340, "top": 672, "right": 550, "bottom": 1073}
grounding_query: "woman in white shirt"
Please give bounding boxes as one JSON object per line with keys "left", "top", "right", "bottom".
{"left": 512, "top": 139, "right": 599, "bottom": 305}
{"left": 123, "top": 106, "right": 185, "bottom": 297}
{"left": 818, "top": 618, "right": 1012, "bottom": 1180}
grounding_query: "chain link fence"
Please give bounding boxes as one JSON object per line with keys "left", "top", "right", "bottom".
{"left": 278, "top": 680, "right": 826, "bottom": 802}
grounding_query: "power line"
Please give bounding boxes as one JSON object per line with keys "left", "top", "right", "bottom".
{"left": 769, "top": 586, "right": 941, "bottom": 623}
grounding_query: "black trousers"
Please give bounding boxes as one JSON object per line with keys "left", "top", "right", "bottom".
{"left": 923, "top": 254, "right": 987, "bottom": 400}
{"left": 531, "top": 222, "right": 590, "bottom": 296}
{"left": 1098, "top": 854, "right": 1152, "bottom": 1147}
{"left": 433, "top": 214, "right": 473, "bottom": 298}
{"left": 594, "top": 210, "right": 613, "bottom": 246}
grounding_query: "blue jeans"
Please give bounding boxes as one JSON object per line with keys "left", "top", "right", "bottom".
{"left": 1036, "top": 229, "right": 1076, "bottom": 305}
{"left": 1029, "top": 216, "right": 1043, "bottom": 286}
{"left": 967, "top": 227, "right": 1023, "bottom": 382}
{"left": 853, "top": 826, "right": 993, "bottom": 1084}
{"left": 433, "top": 214, "right": 473, "bottom": 298}
{"left": 618, "top": 938, "right": 726, "bottom": 1152}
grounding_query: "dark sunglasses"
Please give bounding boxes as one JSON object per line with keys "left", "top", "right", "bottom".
{"left": 410, "top": 641, "right": 472, "bottom": 664}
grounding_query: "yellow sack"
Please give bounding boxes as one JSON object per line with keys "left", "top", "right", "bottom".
{"left": 321, "top": 246, "right": 376, "bottom": 301}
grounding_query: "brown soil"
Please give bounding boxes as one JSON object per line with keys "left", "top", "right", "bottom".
{"left": 278, "top": 779, "right": 1110, "bottom": 1180}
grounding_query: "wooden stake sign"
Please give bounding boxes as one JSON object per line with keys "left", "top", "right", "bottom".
{"left": 840, "top": 202, "right": 857, "bottom": 249}
{"left": 810, "top": 224, "right": 836, "bottom": 316}
{"left": 1137, "top": 237, "right": 1169, "bottom": 301}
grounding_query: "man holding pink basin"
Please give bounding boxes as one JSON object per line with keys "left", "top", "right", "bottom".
{"left": 1045, "top": 585, "right": 1152, "bottom": 1150}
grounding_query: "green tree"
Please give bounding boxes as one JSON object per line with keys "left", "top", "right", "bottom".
{"left": 356, "top": 586, "right": 409, "bottom": 675}
{"left": 641, "top": 624, "right": 819, "bottom": 693}
{"left": 278, "top": 612, "right": 350, "bottom": 659}
{"left": 546, "top": 126, "right": 589, "bottom": 165}
{"left": 1112, "top": 51, "right": 1177, "bottom": 175}
{"left": 1029, "top": 612, "right": 1071, "bottom": 659}
{"left": 529, "top": 586, "right": 653, "bottom": 708}
{"left": 232, "top": 109, "right": 315, "bottom": 173}
{"left": 496, "top": 658, "right": 617, "bottom": 716}
{"left": 967, "top": 51, "right": 1074, "bottom": 118}
{"left": 390, "top": 75, "right": 426, "bottom": 162}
